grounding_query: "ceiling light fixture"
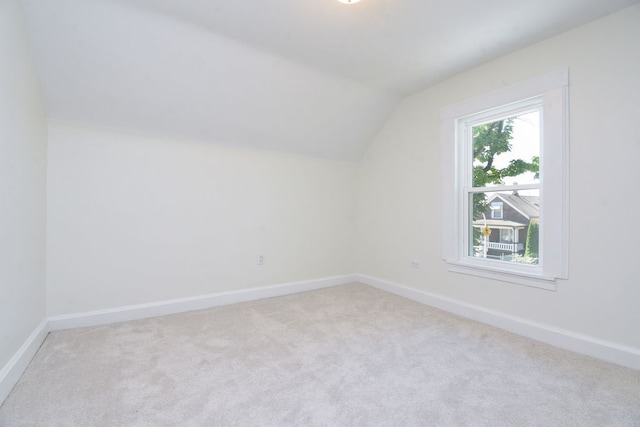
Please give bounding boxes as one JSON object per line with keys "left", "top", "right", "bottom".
{"left": 337, "top": 0, "right": 361, "bottom": 4}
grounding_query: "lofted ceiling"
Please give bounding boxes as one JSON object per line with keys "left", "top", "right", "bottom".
{"left": 21, "top": 0, "right": 639, "bottom": 160}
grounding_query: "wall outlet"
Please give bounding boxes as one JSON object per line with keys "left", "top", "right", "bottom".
{"left": 410, "top": 259, "right": 421, "bottom": 269}
{"left": 257, "top": 255, "right": 265, "bottom": 265}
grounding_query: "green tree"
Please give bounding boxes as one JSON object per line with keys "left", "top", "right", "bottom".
{"left": 472, "top": 119, "right": 539, "bottom": 215}
{"left": 524, "top": 219, "right": 539, "bottom": 259}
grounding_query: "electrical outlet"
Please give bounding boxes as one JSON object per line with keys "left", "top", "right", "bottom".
{"left": 257, "top": 255, "right": 265, "bottom": 265}
{"left": 410, "top": 259, "right": 421, "bottom": 269}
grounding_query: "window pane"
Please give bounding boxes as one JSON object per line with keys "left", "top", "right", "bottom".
{"left": 469, "top": 190, "right": 539, "bottom": 265}
{"left": 490, "top": 202, "right": 503, "bottom": 219}
{"left": 472, "top": 111, "right": 540, "bottom": 187}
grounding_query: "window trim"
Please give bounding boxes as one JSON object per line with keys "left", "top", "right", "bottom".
{"left": 441, "top": 70, "right": 569, "bottom": 290}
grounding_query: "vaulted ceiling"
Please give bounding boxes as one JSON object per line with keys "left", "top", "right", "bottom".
{"left": 21, "top": 0, "right": 639, "bottom": 160}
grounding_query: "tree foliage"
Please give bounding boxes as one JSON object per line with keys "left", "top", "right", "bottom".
{"left": 524, "top": 219, "right": 539, "bottom": 259}
{"left": 472, "top": 119, "right": 539, "bottom": 215}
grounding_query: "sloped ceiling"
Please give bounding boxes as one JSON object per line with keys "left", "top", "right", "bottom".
{"left": 20, "top": 0, "right": 639, "bottom": 160}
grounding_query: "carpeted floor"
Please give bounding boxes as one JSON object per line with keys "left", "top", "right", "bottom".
{"left": 1, "top": 283, "right": 639, "bottom": 426}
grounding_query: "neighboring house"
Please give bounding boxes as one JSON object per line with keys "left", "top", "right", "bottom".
{"left": 473, "top": 192, "right": 539, "bottom": 259}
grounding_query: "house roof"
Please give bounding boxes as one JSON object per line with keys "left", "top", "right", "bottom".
{"left": 489, "top": 193, "right": 540, "bottom": 220}
{"left": 20, "top": 0, "right": 639, "bottom": 160}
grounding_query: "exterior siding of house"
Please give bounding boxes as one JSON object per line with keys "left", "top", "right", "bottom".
{"left": 486, "top": 197, "right": 532, "bottom": 257}
{"left": 495, "top": 201, "right": 527, "bottom": 224}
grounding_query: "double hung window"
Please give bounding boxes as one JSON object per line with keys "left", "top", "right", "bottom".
{"left": 441, "top": 70, "right": 569, "bottom": 289}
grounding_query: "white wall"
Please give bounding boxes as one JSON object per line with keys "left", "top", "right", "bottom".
{"left": 46, "top": 122, "right": 356, "bottom": 316}
{"left": 0, "top": 0, "right": 47, "bottom": 369}
{"left": 356, "top": 5, "right": 640, "bottom": 350}
{"left": 4, "top": 0, "right": 638, "bottom": 374}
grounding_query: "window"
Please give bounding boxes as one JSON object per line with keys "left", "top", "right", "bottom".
{"left": 499, "top": 228, "right": 513, "bottom": 243}
{"left": 441, "top": 70, "right": 569, "bottom": 290}
{"left": 490, "top": 202, "right": 503, "bottom": 219}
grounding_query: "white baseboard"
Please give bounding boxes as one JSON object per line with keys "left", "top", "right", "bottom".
{"left": 49, "top": 274, "right": 357, "bottom": 331}
{"left": 358, "top": 274, "right": 640, "bottom": 370}
{"left": 7, "top": 273, "right": 635, "bottom": 409}
{"left": 0, "top": 319, "right": 49, "bottom": 405}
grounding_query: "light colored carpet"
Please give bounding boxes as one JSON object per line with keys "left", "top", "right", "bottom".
{"left": 1, "top": 283, "right": 639, "bottom": 426}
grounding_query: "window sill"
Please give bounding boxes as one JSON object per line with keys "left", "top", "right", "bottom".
{"left": 445, "top": 261, "right": 557, "bottom": 291}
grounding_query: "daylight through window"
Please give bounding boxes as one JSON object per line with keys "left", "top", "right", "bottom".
{"left": 468, "top": 107, "right": 541, "bottom": 265}
{"left": 440, "top": 70, "right": 569, "bottom": 289}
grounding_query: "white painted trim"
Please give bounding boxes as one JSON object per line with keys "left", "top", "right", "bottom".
{"left": 49, "top": 275, "right": 357, "bottom": 331}
{"left": 441, "top": 69, "right": 569, "bottom": 288}
{"left": 357, "top": 274, "right": 640, "bottom": 370}
{"left": 0, "top": 319, "right": 49, "bottom": 405}
{"left": 446, "top": 262, "right": 556, "bottom": 291}
{"left": 440, "top": 69, "right": 569, "bottom": 120}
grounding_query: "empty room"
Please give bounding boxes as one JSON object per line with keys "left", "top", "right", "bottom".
{"left": 1, "top": 0, "right": 640, "bottom": 424}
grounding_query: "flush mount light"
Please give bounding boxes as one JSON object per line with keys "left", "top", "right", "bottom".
{"left": 337, "top": 0, "right": 361, "bottom": 4}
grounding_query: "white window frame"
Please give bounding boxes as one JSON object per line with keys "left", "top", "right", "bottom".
{"left": 441, "top": 69, "right": 569, "bottom": 290}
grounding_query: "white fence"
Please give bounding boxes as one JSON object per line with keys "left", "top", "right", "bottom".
{"left": 487, "top": 242, "right": 524, "bottom": 252}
